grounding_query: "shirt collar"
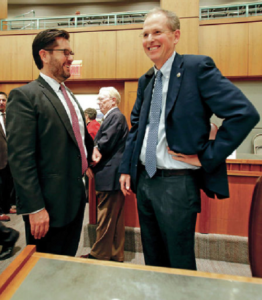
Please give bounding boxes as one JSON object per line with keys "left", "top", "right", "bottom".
{"left": 40, "top": 72, "right": 65, "bottom": 93}
{"left": 154, "top": 51, "right": 176, "bottom": 79}
{"left": 104, "top": 107, "right": 117, "bottom": 119}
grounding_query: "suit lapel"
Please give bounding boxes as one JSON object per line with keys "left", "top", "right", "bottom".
{"left": 36, "top": 77, "right": 78, "bottom": 147}
{"left": 140, "top": 73, "right": 155, "bottom": 129}
{"left": 165, "top": 53, "right": 184, "bottom": 118}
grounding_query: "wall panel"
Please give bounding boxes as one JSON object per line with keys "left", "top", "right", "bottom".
{"left": 116, "top": 30, "right": 153, "bottom": 79}
{"left": 0, "top": 35, "right": 34, "bottom": 81}
{"left": 73, "top": 31, "right": 116, "bottom": 79}
{"left": 161, "top": 0, "right": 199, "bottom": 18}
{"left": 249, "top": 22, "right": 262, "bottom": 76}
{"left": 199, "top": 23, "right": 248, "bottom": 76}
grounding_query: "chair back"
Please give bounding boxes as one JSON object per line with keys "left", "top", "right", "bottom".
{"left": 249, "top": 176, "right": 262, "bottom": 277}
{"left": 253, "top": 134, "right": 262, "bottom": 154}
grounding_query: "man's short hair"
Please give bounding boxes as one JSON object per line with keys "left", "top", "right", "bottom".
{"left": 99, "top": 87, "right": 121, "bottom": 105}
{"left": 33, "top": 29, "right": 70, "bottom": 70}
{"left": 0, "top": 92, "right": 7, "bottom": 98}
{"left": 84, "top": 108, "right": 97, "bottom": 120}
{"left": 145, "top": 8, "right": 180, "bottom": 31}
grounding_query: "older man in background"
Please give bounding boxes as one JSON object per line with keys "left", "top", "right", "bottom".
{"left": 82, "top": 87, "right": 128, "bottom": 262}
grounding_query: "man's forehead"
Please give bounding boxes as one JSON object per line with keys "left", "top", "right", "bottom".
{"left": 143, "top": 14, "right": 168, "bottom": 30}
{"left": 55, "top": 37, "right": 71, "bottom": 47}
{"left": 98, "top": 92, "right": 109, "bottom": 99}
{"left": 0, "top": 95, "right": 7, "bottom": 100}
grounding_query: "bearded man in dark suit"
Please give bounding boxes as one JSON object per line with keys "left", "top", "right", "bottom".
{"left": 6, "top": 29, "right": 95, "bottom": 256}
{"left": 119, "top": 8, "right": 260, "bottom": 270}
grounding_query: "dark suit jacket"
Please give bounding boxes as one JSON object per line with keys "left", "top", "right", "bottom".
{"left": 6, "top": 76, "right": 94, "bottom": 227}
{"left": 0, "top": 121, "right": 7, "bottom": 170}
{"left": 93, "top": 108, "right": 128, "bottom": 191}
{"left": 119, "top": 54, "right": 260, "bottom": 199}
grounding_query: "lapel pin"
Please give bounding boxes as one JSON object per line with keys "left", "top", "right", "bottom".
{"left": 177, "top": 72, "right": 181, "bottom": 78}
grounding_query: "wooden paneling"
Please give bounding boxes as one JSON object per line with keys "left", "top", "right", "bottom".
{"left": 199, "top": 23, "right": 249, "bottom": 77}
{"left": 196, "top": 176, "right": 257, "bottom": 236}
{"left": 124, "top": 81, "right": 138, "bottom": 128}
{"left": 0, "top": 0, "right": 7, "bottom": 20}
{"left": 116, "top": 30, "right": 153, "bottom": 79}
{"left": 0, "top": 83, "right": 28, "bottom": 95}
{"left": 0, "top": 35, "right": 34, "bottom": 81}
{"left": 176, "top": 18, "right": 199, "bottom": 55}
{"left": 249, "top": 22, "right": 262, "bottom": 76}
{"left": 161, "top": 0, "right": 199, "bottom": 18}
{"left": 196, "top": 160, "right": 262, "bottom": 237}
{"left": 73, "top": 31, "right": 116, "bottom": 79}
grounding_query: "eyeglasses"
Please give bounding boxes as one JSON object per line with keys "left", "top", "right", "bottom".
{"left": 44, "top": 49, "right": 74, "bottom": 57}
{"left": 140, "top": 30, "right": 174, "bottom": 40}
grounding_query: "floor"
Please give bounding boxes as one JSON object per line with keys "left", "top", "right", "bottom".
{"left": 0, "top": 204, "right": 252, "bottom": 277}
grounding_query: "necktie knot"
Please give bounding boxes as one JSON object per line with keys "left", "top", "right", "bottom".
{"left": 156, "top": 70, "right": 162, "bottom": 80}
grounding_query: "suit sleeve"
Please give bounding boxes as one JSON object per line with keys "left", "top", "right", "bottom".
{"left": 6, "top": 88, "right": 45, "bottom": 214}
{"left": 197, "top": 56, "right": 260, "bottom": 173}
{"left": 96, "top": 112, "right": 126, "bottom": 156}
{"left": 118, "top": 79, "right": 144, "bottom": 174}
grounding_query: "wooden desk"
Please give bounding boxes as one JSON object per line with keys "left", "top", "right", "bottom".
{"left": 1, "top": 246, "right": 262, "bottom": 300}
{"left": 89, "top": 159, "right": 262, "bottom": 236}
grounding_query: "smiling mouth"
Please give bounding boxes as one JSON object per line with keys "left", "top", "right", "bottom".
{"left": 148, "top": 46, "right": 159, "bottom": 51}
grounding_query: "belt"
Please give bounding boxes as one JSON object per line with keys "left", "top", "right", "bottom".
{"left": 141, "top": 165, "right": 196, "bottom": 177}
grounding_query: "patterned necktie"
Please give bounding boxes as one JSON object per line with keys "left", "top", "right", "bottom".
{"left": 145, "top": 71, "right": 163, "bottom": 178}
{"left": 60, "top": 84, "right": 88, "bottom": 175}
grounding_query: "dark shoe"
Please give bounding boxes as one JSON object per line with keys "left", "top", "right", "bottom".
{"left": 80, "top": 253, "right": 97, "bottom": 259}
{"left": 0, "top": 230, "right": 19, "bottom": 260}
{"left": 0, "top": 214, "right": 10, "bottom": 222}
{"left": 110, "top": 259, "right": 124, "bottom": 263}
{"left": 9, "top": 208, "right": 17, "bottom": 214}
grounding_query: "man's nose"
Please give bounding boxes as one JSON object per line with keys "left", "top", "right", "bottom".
{"left": 147, "top": 33, "right": 155, "bottom": 42}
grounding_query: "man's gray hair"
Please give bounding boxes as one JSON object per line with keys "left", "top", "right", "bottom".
{"left": 99, "top": 87, "right": 121, "bottom": 105}
{"left": 145, "top": 7, "right": 180, "bottom": 31}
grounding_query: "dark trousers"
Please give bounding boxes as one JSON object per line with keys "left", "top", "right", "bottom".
{"left": 137, "top": 170, "right": 201, "bottom": 270}
{"left": 24, "top": 200, "right": 86, "bottom": 256}
{"left": 0, "top": 164, "right": 15, "bottom": 214}
{"left": 0, "top": 222, "right": 18, "bottom": 246}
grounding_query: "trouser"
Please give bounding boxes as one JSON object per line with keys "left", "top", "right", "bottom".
{"left": 137, "top": 169, "right": 201, "bottom": 270}
{"left": 90, "top": 190, "right": 125, "bottom": 262}
{"left": 0, "top": 222, "right": 18, "bottom": 246}
{"left": 0, "top": 164, "right": 15, "bottom": 214}
{"left": 24, "top": 200, "right": 86, "bottom": 256}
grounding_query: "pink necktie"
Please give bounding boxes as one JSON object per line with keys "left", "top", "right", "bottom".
{"left": 2, "top": 113, "right": 6, "bottom": 127}
{"left": 60, "top": 84, "right": 88, "bottom": 175}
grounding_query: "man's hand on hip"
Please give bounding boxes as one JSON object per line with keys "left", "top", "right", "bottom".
{"left": 29, "top": 209, "right": 50, "bottom": 240}
{"left": 119, "top": 174, "right": 132, "bottom": 196}
{"left": 167, "top": 147, "right": 202, "bottom": 167}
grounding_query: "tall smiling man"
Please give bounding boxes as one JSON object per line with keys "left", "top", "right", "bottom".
{"left": 6, "top": 29, "right": 94, "bottom": 255}
{"left": 119, "top": 8, "right": 260, "bottom": 270}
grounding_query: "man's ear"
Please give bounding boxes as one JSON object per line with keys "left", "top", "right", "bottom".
{"left": 174, "top": 29, "right": 181, "bottom": 46}
{"left": 39, "top": 49, "right": 49, "bottom": 64}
